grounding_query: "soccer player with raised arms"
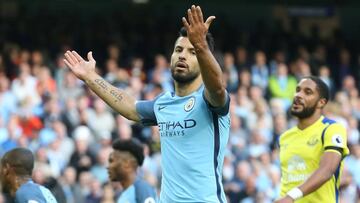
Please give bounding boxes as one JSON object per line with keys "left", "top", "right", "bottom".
{"left": 64, "top": 5, "right": 230, "bottom": 203}
{"left": 275, "top": 76, "right": 349, "bottom": 203}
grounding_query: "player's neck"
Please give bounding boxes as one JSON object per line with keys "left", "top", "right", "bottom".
{"left": 174, "top": 76, "right": 202, "bottom": 97}
{"left": 297, "top": 113, "right": 322, "bottom": 130}
{"left": 121, "top": 172, "right": 136, "bottom": 190}
{"left": 11, "top": 176, "right": 31, "bottom": 196}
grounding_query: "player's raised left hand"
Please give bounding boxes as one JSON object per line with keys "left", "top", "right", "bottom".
{"left": 182, "top": 5, "right": 215, "bottom": 50}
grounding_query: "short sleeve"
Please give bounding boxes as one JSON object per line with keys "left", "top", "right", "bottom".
{"left": 323, "top": 123, "right": 349, "bottom": 157}
{"left": 136, "top": 100, "right": 157, "bottom": 126}
{"left": 202, "top": 90, "right": 230, "bottom": 116}
{"left": 134, "top": 179, "right": 158, "bottom": 203}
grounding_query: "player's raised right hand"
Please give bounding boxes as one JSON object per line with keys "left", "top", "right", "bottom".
{"left": 64, "top": 50, "right": 96, "bottom": 81}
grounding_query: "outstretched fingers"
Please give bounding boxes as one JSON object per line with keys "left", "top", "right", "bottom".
{"left": 182, "top": 17, "right": 190, "bottom": 30}
{"left": 187, "top": 8, "right": 195, "bottom": 25}
{"left": 190, "top": 5, "right": 200, "bottom": 24}
{"left": 64, "top": 58, "right": 72, "bottom": 69}
{"left": 205, "top": 16, "right": 216, "bottom": 29}
{"left": 72, "top": 51, "right": 84, "bottom": 62}
{"left": 195, "top": 6, "right": 204, "bottom": 23}
{"left": 64, "top": 51, "right": 76, "bottom": 67}
{"left": 185, "top": 5, "right": 213, "bottom": 29}
{"left": 87, "top": 51, "right": 95, "bottom": 63}
{"left": 68, "top": 51, "right": 79, "bottom": 64}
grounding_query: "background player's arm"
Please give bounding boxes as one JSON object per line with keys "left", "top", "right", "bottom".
{"left": 294, "top": 124, "right": 348, "bottom": 200}
{"left": 297, "top": 151, "right": 341, "bottom": 195}
{"left": 64, "top": 51, "right": 140, "bottom": 122}
{"left": 276, "top": 151, "right": 342, "bottom": 203}
{"left": 182, "top": 5, "right": 226, "bottom": 107}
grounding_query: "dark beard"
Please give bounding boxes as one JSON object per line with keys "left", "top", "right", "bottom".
{"left": 290, "top": 103, "right": 317, "bottom": 119}
{"left": 171, "top": 69, "right": 199, "bottom": 84}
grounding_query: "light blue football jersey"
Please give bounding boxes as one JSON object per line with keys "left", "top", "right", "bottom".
{"left": 15, "top": 180, "right": 57, "bottom": 203}
{"left": 117, "top": 178, "right": 157, "bottom": 203}
{"left": 136, "top": 85, "right": 230, "bottom": 203}
{"left": 117, "top": 184, "right": 136, "bottom": 203}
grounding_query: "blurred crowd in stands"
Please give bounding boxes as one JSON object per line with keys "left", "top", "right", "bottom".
{"left": 0, "top": 20, "right": 360, "bottom": 203}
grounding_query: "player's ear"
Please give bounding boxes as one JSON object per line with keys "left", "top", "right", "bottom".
{"left": 122, "top": 159, "right": 131, "bottom": 169}
{"left": 123, "top": 159, "right": 137, "bottom": 171}
{"left": 1, "top": 163, "right": 11, "bottom": 176}
{"left": 318, "top": 98, "right": 327, "bottom": 109}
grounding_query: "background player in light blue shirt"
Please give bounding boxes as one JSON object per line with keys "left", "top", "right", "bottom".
{"left": 0, "top": 147, "right": 57, "bottom": 203}
{"left": 108, "top": 138, "right": 157, "bottom": 203}
{"left": 64, "top": 5, "right": 229, "bottom": 202}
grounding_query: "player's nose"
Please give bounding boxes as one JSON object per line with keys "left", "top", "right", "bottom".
{"left": 178, "top": 51, "right": 186, "bottom": 60}
{"left": 178, "top": 54, "right": 186, "bottom": 61}
{"left": 294, "top": 91, "right": 304, "bottom": 99}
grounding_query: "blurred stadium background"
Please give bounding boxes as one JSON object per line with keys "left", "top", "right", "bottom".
{"left": 0, "top": 0, "right": 360, "bottom": 202}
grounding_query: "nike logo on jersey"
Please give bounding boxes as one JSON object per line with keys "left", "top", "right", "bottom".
{"left": 158, "top": 106, "right": 166, "bottom": 111}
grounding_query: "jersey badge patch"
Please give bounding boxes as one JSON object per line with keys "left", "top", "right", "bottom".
{"left": 184, "top": 97, "right": 195, "bottom": 112}
{"left": 331, "top": 134, "right": 343, "bottom": 147}
{"left": 307, "top": 136, "right": 319, "bottom": 146}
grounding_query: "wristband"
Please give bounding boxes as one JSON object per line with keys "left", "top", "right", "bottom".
{"left": 287, "top": 187, "right": 303, "bottom": 200}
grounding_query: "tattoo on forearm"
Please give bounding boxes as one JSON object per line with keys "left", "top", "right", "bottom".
{"left": 87, "top": 78, "right": 124, "bottom": 103}
{"left": 94, "top": 79, "right": 109, "bottom": 91}
{"left": 110, "top": 89, "right": 123, "bottom": 102}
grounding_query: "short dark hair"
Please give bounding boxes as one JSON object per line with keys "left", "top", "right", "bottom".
{"left": 303, "top": 76, "right": 330, "bottom": 103}
{"left": 1, "top": 148, "right": 34, "bottom": 176}
{"left": 112, "top": 138, "right": 144, "bottom": 166}
{"left": 179, "top": 27, "right": 215, "bottom": 52}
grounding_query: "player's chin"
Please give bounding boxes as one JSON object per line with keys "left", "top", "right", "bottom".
{"left": 107, "top": 172, "right": 113, "bottom": 180}
{"left": 291, "top": 104, "right": 303, "bottom": 111}
{"left": 173, "top": 69, "right": 188, "bottom": 76}
{"left": 108, "top": 176, "right": 116, "bottom": 182}
{"left": 172, "top": 73, "right": 188, "bottom": 82}
{"left": 290, "top": 108, "right": 302, "bottom": 115}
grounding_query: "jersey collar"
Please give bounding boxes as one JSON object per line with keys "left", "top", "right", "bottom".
{"left": 296, "top": 115, "right": 324, "bottom": 133}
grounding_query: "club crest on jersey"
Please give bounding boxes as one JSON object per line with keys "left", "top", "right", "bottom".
{"left": 184, "top": 97, "right": 195, "bottom": 112}
{"left": 307, "top": 136, "right": 319, "bottom": 146}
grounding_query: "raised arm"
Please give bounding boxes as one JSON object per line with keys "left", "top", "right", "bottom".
{"left": 182, "top": 5, "right": 226, "bottom": 107}
{"left": 64, "top": 51, "right": 140, "bottom": 122}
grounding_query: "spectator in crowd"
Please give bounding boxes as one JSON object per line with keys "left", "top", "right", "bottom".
{"left": 251, "top": 50, "right": 269, "bottom": 91}
{"left": 69, "top": 126, "right": 96, "bottom": 174}
{"left": 0, "top": 73, "right": 17, "bottom": 124}
{"left": 60, "top": 166, "right": 85, "bottom": 203}
{"left": 268, "top": 63, "right": 297, "bottom": 109}
{"left": 223, "top": 52, "right": 239, "bottom": 93}
{"left": 318, "top": 65, "right": 334, "bottom": 96}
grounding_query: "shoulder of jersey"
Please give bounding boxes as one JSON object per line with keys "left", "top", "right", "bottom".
{"left": 326, "top": 122, "right": 345, "bottom": 131}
